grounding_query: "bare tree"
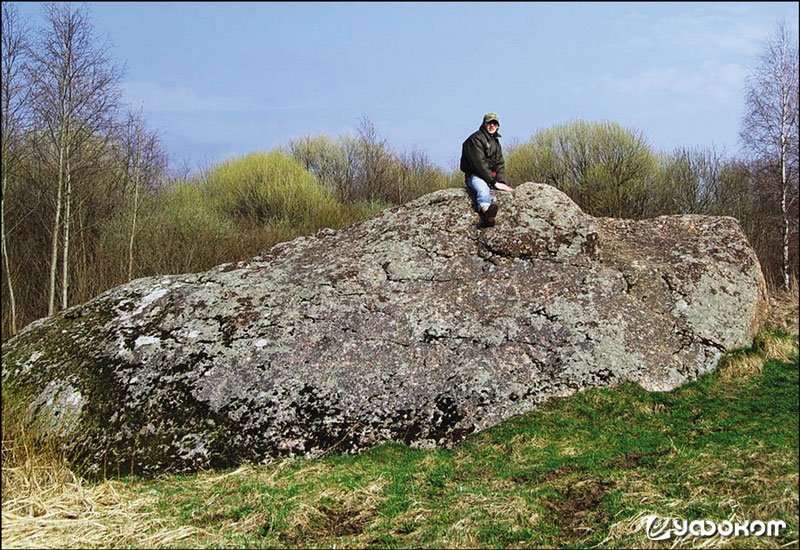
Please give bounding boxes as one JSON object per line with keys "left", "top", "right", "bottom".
{"left": 29, "top": 2, "right": 122, "bottom": 315}
{"left": 740, "top": 20, "right": 800, "bottom": 291}
{"left": 1, "top": 2, "right": 32, "bottom": 335}
{"left": 119, "top": 107, "right": 166, "bottom": 281}
{"left": 356, "top": 116, "right": 396, "bottom": 202}
{"left": 656, "top": 147, "right": 724, "bottom": 215}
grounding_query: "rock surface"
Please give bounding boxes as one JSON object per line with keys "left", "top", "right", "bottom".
{"left": 2, "top": 183, "right": 768, "bottom": 476}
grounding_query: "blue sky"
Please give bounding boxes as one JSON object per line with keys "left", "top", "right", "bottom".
{"left": 12, "top": 2, "right": 800, "bottom": 175}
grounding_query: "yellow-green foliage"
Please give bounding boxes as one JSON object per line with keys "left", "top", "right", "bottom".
{"left": 97, "top": 177, "right": 277, "bottom": 280}
{"left": 140, "top": 182, "right": 243, "bottom": 274}
{"left": 96, "top": 153, "right": 366, "bottom": 280}
{"left": 202, "top": 151, "right": 348, "bottom": 232}
{"left": 507, "top": 120, "right": 660, "bottom": 219}
{"left": 92, "top": 185, "right": 229, "bottom": 289}
{"left": 289, "top": 133, "right": 455, "bottom": 205}
{"left": 288, "top": 135, "right": 356, "bottom": 198}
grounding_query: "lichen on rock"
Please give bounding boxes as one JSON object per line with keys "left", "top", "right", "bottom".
{"left": 1, "top": 183, "right": 768, "bottom": 476}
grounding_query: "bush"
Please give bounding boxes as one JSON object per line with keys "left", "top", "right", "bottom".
{"left": 201, "top": 151, "right": 348, "bottom": 232}
{"left": 507, "top": 121, "right": 659, "bottom": 219}
{"left": 92, "top": 151, "right": 392, "bottom": 281}
{"left": 288, "top": 119, "right": 454, "bottom": 205}
{"left": 139, "top": 182, "right": 243, "bottom": 275}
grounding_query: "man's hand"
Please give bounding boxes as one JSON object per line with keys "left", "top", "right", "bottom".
{"left": 494, "top": 182, "right": 514, "bottom": 193}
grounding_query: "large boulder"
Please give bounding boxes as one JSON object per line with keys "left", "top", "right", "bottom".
{"left": 2, "top": 183, "right": 768, "bottom": 476}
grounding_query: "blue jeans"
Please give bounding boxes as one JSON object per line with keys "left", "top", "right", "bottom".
{"left": 466, "top": 175, "right": 493, "bottom": 210}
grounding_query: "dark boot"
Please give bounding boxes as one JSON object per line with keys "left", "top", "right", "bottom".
{"left": 483, "top": 202, "right": 498, "bottom": 227}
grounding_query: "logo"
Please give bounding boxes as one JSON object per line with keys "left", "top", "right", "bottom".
{"left": 644, "top": 515, "right": 787, "bottom": 540}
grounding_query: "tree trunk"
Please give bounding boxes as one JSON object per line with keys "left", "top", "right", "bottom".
{"left": 80, "top": 209, "right": 90, "bottom": 303}
{"left": 127, "top": 152, "right": 141, "bottom": 282}
{"left": 48, "top": 142, "right": 65, "bottom": 317}
{"left": 61, "top": 151, "right": 72, "bottom": 310}
{"left": 781, "top": 132, "right": 790, "bottom": 291}
{"left": 1, "top": 170, "right": 18, "bottom": 334}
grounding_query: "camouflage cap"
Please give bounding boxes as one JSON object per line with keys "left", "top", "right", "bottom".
{"left": 483, "top": 113, "right": 500, "bottom": 125}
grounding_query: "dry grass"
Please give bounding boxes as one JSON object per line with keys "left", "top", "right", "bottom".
{"left": 1, "top": 458, "right": 358, "bottom": 549}
{"left": 2, "top": 292, "right": 797, "bottom": 549}
{"left": 0, "top": 414, "right": 209, "bottom": 549}
{"left": 718, "top": 353, "right": 765, "bottom": 381}
{"left": 2, "top": 464, "right": 208, "bottom": 549}
{"left": 761, "top": 331, "right": 799, "bottom": 363}
{"left": 767, "top": 278, "right": 800, "bottom": 336}
{"left": 600, "top": 446, "right": 799, "bottom": 550}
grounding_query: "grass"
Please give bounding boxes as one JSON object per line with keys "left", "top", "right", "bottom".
{"left": 2, "top": 320, "right": 798, "bottom": 548}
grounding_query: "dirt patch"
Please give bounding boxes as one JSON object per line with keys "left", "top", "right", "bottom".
{"left": 509, "top": 464, "right": 580, "bottom": 485}
{"left": 542, "top": 478, "right": 616, "bottom": 542}
{"left": 320, "top": 505, "right": 374, "bottom": 537}
{"left": 604, "top": 448, "right": 674, "bottom": 470}
{"left": 613, "top": 453, "right": 644, "bottom": 469}
{"left": 275, "top": 504, "right": 375, "bottom": 545}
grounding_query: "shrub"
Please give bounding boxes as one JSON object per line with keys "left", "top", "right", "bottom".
{"left": 288, "top": 119, "right": 454, "bottom": 205}
{"left": 507, "top": 121, "right": 660, "bottom": 219}
{"left": 200, "top": 151, "right": 347, "bottom": 232}
{"left": 139, "top": 181, "right": 243, "bottom": 275}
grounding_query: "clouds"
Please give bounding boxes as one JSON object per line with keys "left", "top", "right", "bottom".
{"left": 601, "top": 62, "right": 748, "bottom": 102}
{"left": 122, "top": 81, "right": 255, "bottom": 113}
{"left": 544, "top": 3, "right": 795, "bottom": 155}
{"left": 588, "top": 4, "right": 784, "bottom": 106}
{"left": 623, "top": 4, "right": 784, "bottom": 58}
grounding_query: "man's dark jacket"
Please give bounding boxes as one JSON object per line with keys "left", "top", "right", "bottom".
{"left": 460, "top": 126, "right": 506, "bottom": 185}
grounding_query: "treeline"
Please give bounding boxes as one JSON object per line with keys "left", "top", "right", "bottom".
{"left": 505, "top": 120, "right": 799, "bottom": 290}
{"left": 1, "top": 4, "right": 797, "bottom": 339}
{"left": 0, "top": 3, "right": 455, "bottom": 339}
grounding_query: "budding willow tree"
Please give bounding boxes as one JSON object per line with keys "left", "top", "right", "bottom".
{"left": 29, "top": 2, "right": 122, "bottom": 315}
{"left": 740, "top": 20, "right": 800, "bottom": 291}
{"left": 505, "top": 120, "right": 659, "bottom": 219}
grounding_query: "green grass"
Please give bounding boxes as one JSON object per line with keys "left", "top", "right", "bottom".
{"left": 98, "top": 329, "right": 797, "bottom": 549}
{"left": 3, "top": 330, "right": 797, "bottom": 549}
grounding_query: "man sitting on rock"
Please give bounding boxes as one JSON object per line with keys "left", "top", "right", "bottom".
{"left": 461, "top": 112, "right": 514, "bottom": 227}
